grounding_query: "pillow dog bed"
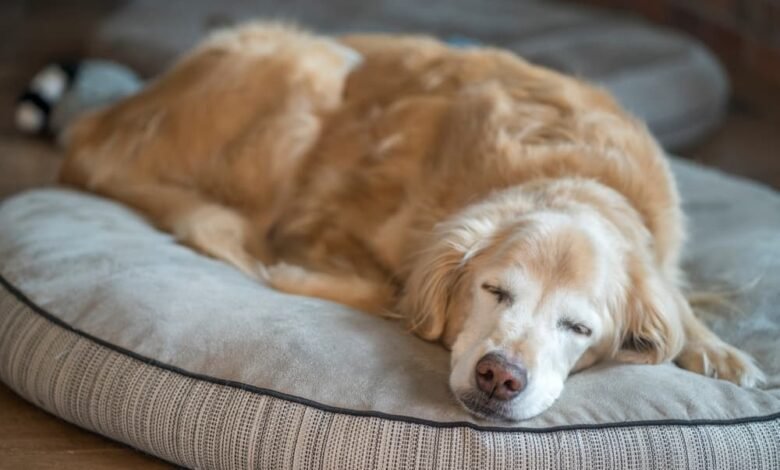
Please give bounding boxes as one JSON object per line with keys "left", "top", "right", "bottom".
{"left": 1, "top": 159, "right": 778, "bottom": 468}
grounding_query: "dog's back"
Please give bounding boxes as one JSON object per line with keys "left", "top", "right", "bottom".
{"left": 60, "top": 23, "right": 682, "bottom": 287}
{"left": 273, "top": 34, "right": 684, "bottom": 280}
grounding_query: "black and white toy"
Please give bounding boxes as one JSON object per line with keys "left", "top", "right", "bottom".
{"left": 15, "top": 60, "right": 143, "bottom": 137}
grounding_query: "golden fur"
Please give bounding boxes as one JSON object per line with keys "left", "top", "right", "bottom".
{"left": 59, "top": 23, "right": 764, "bottom": 420}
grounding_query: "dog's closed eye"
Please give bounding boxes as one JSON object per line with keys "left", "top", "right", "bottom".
{"left": 481, "top": 283, "right": 513, "bottom": 304}
{"left": 558, "top": 318, "right": 592, "bottom": 337}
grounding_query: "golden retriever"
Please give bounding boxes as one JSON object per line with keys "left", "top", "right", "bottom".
{"left": 59, "top": 23, "right": 764, "bottom": 421}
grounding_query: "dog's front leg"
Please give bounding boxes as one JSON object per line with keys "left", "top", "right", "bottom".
{"left": 265, "top": 263, "right": 397, "bottom": 316}
{"left": 675, "top": 307, "right": 765, "bottom": 387}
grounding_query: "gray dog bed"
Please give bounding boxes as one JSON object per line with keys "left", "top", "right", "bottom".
{"left": 0, "top": 159, "right": 778, "bottom": 469}
{"left": 89, "top": 0, "right": 727, "bottom": 150}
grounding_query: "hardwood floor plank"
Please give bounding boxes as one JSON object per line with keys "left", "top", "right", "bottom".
{"left": 0, "top": 383, "right": 171, "bottom": 469}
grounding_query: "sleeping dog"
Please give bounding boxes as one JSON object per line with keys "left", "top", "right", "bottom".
{"left": 59, "top": 23, "right": 764, "bottom": 421}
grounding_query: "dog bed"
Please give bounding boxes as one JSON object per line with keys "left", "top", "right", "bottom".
{"left": 89, "top": 0, "right": 726, "bottom": 150}
{"left": 1, "top": 159, "right": 778, "bottom": 469}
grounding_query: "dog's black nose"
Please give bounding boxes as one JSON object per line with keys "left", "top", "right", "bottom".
{"left": 475, "top": 352, "right": 527, "bottom": 400}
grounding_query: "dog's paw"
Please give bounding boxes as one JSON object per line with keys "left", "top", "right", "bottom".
{"left": 676, "top": 341, "right": 765, "bottom": 388}
{"left": 173, "top": 204, "right": 264, "bottom": 278}
{"left": 265, "top": 263, "right": 313, "bottom": 290}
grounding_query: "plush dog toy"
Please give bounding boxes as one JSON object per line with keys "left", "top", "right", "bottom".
{"left": 15, "top": 60, "right": 142, "bottom": 137}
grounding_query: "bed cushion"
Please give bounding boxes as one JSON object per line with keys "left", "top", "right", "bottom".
{"left": 0, "top": 159, "right": 778, "bottom": 468}
{"left": 89, "top": 0, "right": 727, "bottom": 150}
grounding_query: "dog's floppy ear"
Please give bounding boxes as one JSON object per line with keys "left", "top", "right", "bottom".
{"left": 398, "top": 218, "right": 487, "bottom": 345}
{"left": 399, "top": 236, "right": 469, "bottom": 344}
{"left": 614, "top": 257, "right": 686, "bottom": 365}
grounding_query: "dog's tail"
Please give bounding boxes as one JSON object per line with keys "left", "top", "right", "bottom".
{"left": 15, "top": 60, "right": 142, "bottom": 140}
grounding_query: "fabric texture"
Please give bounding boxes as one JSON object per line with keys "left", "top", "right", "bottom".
{"left": 1, "top": 284, "right": 778, "bottom": 469}
{"left": 88, "top": 0, "right": 727, "bottom": 150}
{"left": 1, "top": 159, "right": 779, "bottom": 468}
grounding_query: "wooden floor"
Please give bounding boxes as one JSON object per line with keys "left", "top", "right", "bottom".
{"left": 0, "top": 383, "right": 172, "bottom": 469}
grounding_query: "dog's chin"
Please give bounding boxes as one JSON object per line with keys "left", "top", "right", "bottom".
{"left": 454, "top": 389, "right": 554, "bottom": 422}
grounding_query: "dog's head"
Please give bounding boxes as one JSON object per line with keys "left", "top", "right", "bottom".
{"left": 400, "top": 181, "right": 686, "bottom": 421}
